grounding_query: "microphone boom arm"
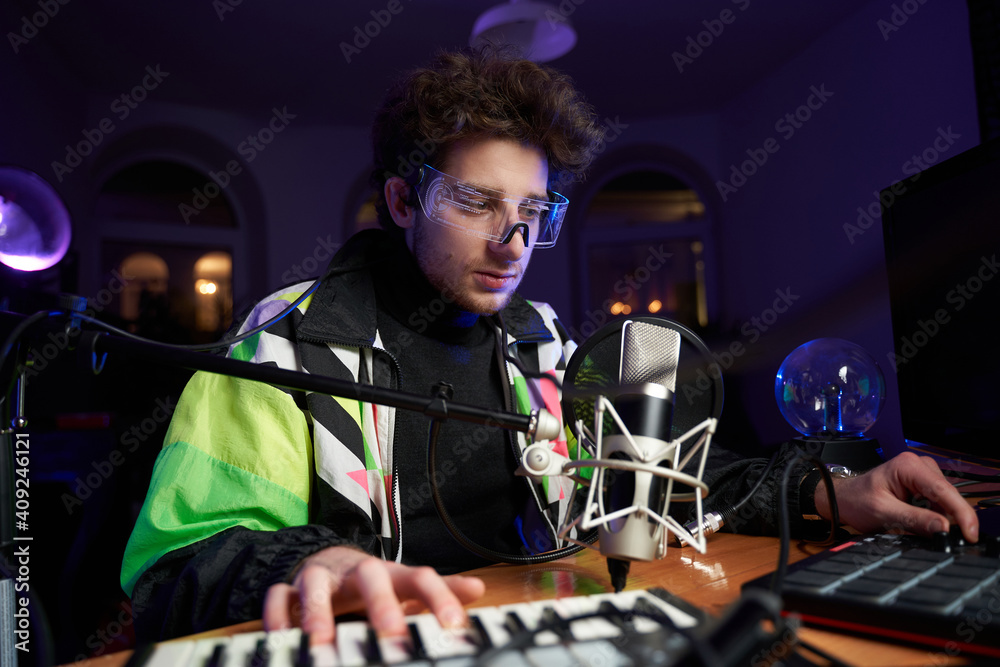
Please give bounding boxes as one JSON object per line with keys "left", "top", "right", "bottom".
{"left": 81, "top": 331, "right": 556, "bottom": 439}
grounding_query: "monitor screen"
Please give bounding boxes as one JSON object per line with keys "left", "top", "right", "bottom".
{"left": 881, "top": 136, "right": 1000, "bottom": 459}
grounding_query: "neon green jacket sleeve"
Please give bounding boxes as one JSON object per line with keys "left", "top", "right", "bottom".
{"left": 120, "top": 371, "right": 313, "bottom": 596}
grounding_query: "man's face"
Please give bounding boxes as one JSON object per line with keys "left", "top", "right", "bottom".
{"left": 407, "top": 138, "right": 549, "bottom": 316}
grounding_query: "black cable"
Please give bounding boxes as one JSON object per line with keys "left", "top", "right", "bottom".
{"left": 941, "top": 469, "right": 1000, "bottom": 484}
{"left": 718, "top": 450, "right": 781, "bottom": 531}
{"left": 73, "top": 277, "right": 322, "bottom": 353}
{"left": 787, "top": 443, "right": 841, "bottom": 546}
{"left": 427, "top": 414, "right": 597, "bottom": 565}
{"left": 769, "top": 449, "right": 840, "bottom": 593}
{"left": 961, "top": 490, "right": 1000, "bottom": 498}
{"left": 0, "top": 310, "right": 63, "bottom": 381}
{"left": 0, "top": 279, "right": 323, "bottom": 384}
{"left": 428, "top": 309, "right": 604, "bottom": 564}
{"left": 770, "top": 450, "right": 801, "bottom": 594}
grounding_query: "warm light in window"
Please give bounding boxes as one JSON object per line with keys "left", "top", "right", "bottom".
{"left": 196, "top": 279, "right": 217, "bottom": 295}
{"left": 610, "top": 301, "right": 633, "bottom": 315}
{"left": 648, "top": 299, "right": 662, "bottom": 313}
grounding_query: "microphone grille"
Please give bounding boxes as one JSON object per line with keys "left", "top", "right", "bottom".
{"left": 621, "top": 321, "right": 682, "bottom": 392}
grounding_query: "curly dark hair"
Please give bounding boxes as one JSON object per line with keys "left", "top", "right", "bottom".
{"left": 370, "top": 45, "right": 605, "bottom": 232}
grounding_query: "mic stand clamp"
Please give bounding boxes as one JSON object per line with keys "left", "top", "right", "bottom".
{"left": 426, "top": 382, "right": 454, "bottom": 420}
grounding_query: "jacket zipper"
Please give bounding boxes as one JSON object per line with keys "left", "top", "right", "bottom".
{"left": 299, "top": 332, "right": 406, "bottom": 563}
{"left": 496, "top": 328, "right": 562, "bottom": 552}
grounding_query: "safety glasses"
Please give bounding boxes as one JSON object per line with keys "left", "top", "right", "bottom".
{"left": 415, "top": 164, "right": 568, "bottom": 248}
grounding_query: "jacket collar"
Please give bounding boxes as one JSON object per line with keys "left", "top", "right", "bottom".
{"left": 296, "top": 229, "right": 553, "bottom": 346}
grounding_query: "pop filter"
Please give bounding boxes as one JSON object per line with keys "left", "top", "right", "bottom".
{"left": 562, "top": 316, "right": 723, "bottom": 441}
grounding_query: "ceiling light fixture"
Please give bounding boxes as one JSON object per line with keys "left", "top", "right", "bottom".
{"left": 470, "top": 0, "right": 577, "bottom": 63}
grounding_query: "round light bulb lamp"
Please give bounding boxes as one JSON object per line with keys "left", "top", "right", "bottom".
{"left": 0, "top": 166, "right": 72, "bottom": 272}
{"left": 775, "top": 337, "right": 886, "bottom": 469}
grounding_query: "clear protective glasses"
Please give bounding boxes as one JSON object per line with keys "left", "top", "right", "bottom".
{"left": 414, "top": 164, "right": 569, "bottom": 248}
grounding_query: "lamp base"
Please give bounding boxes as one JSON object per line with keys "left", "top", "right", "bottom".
{"left": 789, "top": 436, "right": 885, "bottom": 472}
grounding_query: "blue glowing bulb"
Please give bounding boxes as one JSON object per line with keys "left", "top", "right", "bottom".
{"left": 775, "top": 338, "right": 886, "bottom": 438}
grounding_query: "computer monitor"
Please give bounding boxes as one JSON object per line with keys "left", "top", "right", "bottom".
{"left": 881, "top": 135, "right": 1000, "bottom": 461}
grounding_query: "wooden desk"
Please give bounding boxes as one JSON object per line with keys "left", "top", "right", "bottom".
{"left": 88, "top": 534, "right": 971, "bottom": 667}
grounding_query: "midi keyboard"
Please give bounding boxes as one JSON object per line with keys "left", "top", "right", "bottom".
{"left": 744, "top": 529, "right": 1000, "bottom": 660}
{"left": 127, "top": 588, "right": 732, "bottom": 666}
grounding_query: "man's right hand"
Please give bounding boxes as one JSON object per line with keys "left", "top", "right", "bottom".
{"left": 262, "top": 545, "right": 486, "bottom": 645}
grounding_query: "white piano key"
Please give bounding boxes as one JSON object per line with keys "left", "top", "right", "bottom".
{"left": 223, "top": 630, "right": 267, "bottom": 667}
{"left": 498, "top": 601, "right": 560, "bottom": 645}
{"left": 548, "top": 595, "right": 624, "bottom": 641}
{"left": 407, "top": 612, "right": 480, "bottom": 659}
{"left": 584, "top": 590, "right": 649, "bottom": 633}
{"left": 188, "top": 636, "right": 227, "bottom": 665}
{"left": 590, "top": 590, "right": 690, "bottom": 634}
{"left": 634, "top": 591, "right": 698, "bottom": 629}
{"left": 469, "top": 605, "right": 513, "bottom": 649}
{"left": 334, "top": 620, "right": 371, "bottom": 667}
{"left": 374, "top": 631, "right": 414, "bottom": 664}
{"left": 310, "top": 640, "right": 341, "bottom": 667}
{"left": 609, "top": 592, "right": 662, "bottom": 634}
{"left": 262, "top": 628, "right": 304, "bottom": 667}
{"left": 142, "top": 639, "right": 197, "bottom": 667}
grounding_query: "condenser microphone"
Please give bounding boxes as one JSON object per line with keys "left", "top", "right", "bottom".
{"left": 520, "top": 315, "right": 719, "bottom": 591}
{"left": 597, "top": 320, "right": 682, "bottom": 562}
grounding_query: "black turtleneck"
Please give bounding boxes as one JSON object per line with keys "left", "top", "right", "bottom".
{"left": 371, "top": 239, "right": 531, "bottom": 573}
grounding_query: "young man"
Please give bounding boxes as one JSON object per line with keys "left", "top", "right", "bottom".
{"left": 121, "top": 47, "right": 977, "bottom": 646}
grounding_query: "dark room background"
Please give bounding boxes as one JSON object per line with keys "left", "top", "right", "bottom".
{"left": 0, "top": 0, "right": 991, "bottom": 662}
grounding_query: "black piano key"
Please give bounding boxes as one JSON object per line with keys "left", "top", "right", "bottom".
{"left": 470, "top": 614, "right": 494, "bottom": 649}
{"left": 295, "top": 632, "right": 313, "bottom": 667}
{"left": 205, "top": 643, "right": 227, "bottom": 667}
{"left": 505, "top": 609, "right": 530, "bottom": 639}
{"left": 540, "top": 606, "right": 574, "bottom": 641}
{"left": 597, "top": 600, "right": 629, "bottom": 631}
{"left": 365, "top": 626, "right": 384, "bottom": 665}
{"left": 634, "top": 596, "right": 678, "bottom": 630}
{"left": 407, "top": 621, "right": 430, "bottom": 661}
{"left": 248, "top": 637, "right": 270, "bottom": 667}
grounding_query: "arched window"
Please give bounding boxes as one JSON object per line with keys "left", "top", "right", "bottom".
{"left": 581, "top": 170, "right": 710, "bottom": 329}
{"left": 96, "top": 160, "right": 240, "bottom": 342}
{"left": 570, "top": 148, "right": 719, "bottom": 337}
